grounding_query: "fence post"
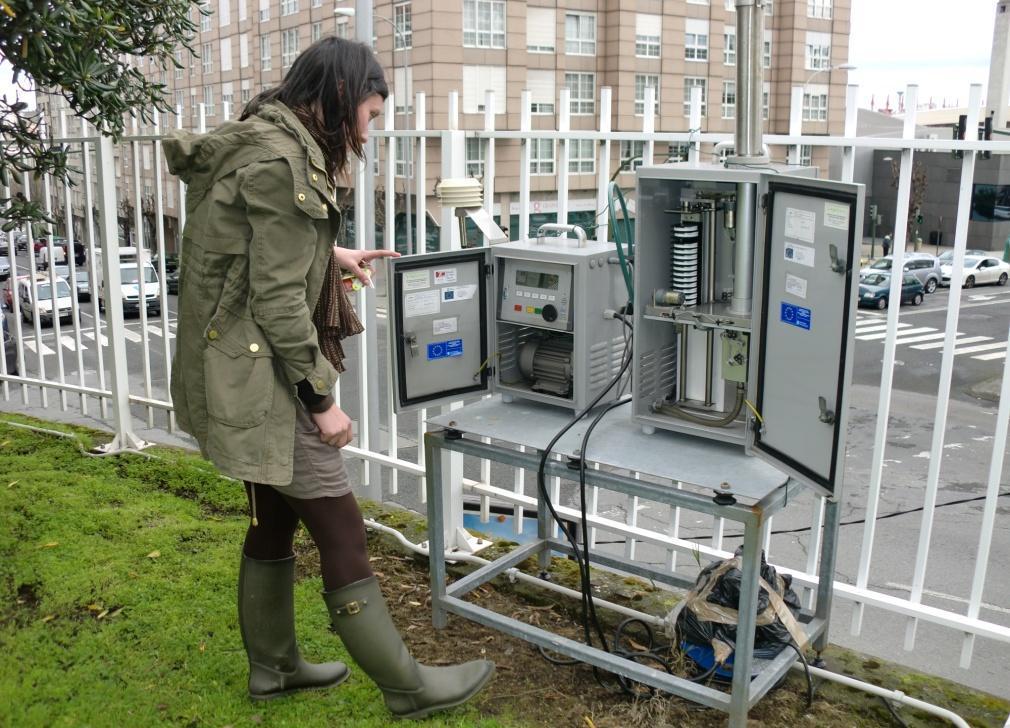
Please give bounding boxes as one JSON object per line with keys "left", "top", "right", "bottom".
{"left": 93, "top": 135, "right": 149, "bottom": 453}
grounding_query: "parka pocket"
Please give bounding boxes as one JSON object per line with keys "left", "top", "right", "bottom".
{"left": 203, "top": 320, "right": 275, "bottom": 428}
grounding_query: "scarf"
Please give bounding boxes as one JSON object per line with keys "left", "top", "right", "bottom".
{"left": 312, "top": 251, "right": 364, "bottom": 373}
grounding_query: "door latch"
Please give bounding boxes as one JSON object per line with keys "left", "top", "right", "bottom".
{"left": 404, "top": 332, "right": 419, "bottom": 358}
{"left": 829, "top": 244, "right": 846, "bottom": 274}
{"left": 817, "top": 396, "right": 835, "bottom": 425}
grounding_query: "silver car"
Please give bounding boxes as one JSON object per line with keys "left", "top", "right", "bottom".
{"left": 859, "top": 253, "right": 943, "bottom": 294}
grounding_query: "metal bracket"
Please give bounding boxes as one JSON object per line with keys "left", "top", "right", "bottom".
{"left": 818, "top": 396, "right": 836, "bottom": 425}
{"left": 829, "top": 244, "right": 846, "bottom": 274}
{"left": 93, "top": 432, "right": 152, "bottom": 454}
{"left": 404, "top": 332, "right": 419, "bottom": 357}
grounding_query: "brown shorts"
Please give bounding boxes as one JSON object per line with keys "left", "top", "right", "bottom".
{"left": 270, "top": 403, "right": 353, "bottom": 500}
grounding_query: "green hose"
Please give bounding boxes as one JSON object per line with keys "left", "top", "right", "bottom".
{"left": 607, "top": 181, "right": 635, "bottom": 306}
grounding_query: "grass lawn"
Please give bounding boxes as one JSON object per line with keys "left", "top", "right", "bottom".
{"left": 1, "top": 412, "right": 1008, "bottom": 728}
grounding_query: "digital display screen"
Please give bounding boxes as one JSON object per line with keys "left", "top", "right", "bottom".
{"left": 515, "top": 269, "right": 559, "bottom": 290}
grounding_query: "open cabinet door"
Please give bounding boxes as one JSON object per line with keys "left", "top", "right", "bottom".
{"left": 387, "top": 248, "right": 493, "bottom": 413}
{"left": 748, "top": 177, "right": 863, "bottom": 497}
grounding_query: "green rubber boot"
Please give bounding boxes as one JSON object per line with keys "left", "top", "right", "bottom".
{"left": 323, "top": 576, "right": 495, "bottom": 720}
{"left": 238, "top": 555, "right": 350, "bottom": 700}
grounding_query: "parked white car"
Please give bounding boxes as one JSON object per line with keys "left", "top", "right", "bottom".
{"left": 940, "top": 255, "right": 1010, "bottom": 288}
{"left": 17, "top": 274, "right": 75, "bottom": 326}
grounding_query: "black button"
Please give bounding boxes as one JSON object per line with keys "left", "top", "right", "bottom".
{"left": 541, "top": 304, "right": 557, "bottom": 322}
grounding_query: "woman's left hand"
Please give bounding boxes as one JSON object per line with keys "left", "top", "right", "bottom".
{"left": 332, "top": 246, "right": 400, "bottom": 287}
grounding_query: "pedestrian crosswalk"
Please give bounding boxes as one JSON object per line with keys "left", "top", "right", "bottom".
{"left": 14, "top": 319, "right": 175, "bottom": 359}
{"left": 854, "top": 313, "right": 1008, "bottom": 362}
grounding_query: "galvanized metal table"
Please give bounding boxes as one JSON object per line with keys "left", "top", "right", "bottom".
{"left": 423, "top": 397, "right": 840, "bottom": 727}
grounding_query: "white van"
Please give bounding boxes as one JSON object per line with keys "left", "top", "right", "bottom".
{"left": 18, "top": 274, "right": 75, "bottom": 326}
{"left": 96, "top": 247, "right": 162, "bottom": 317}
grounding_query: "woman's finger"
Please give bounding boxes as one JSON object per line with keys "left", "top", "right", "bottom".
{"left": 361, "top": 249, "right": 400, "bottom": 261}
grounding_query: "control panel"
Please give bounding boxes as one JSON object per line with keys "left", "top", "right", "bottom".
{"left": 497, "top": 258, "right": 573, "bottom": 332}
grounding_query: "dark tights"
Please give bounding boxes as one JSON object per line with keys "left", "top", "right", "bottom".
{"left": 243, "top": 483, "right": 373, "bottom": 591}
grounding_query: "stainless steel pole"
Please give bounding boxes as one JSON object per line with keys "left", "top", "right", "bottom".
{"left": 730, "top": 0, "right": 768, "bottom": 164}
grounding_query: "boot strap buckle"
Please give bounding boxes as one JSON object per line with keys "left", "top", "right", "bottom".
{"left": 335, "top": 598, "right": 366, "bottom": 616}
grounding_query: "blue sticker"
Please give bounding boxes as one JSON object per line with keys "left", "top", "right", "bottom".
{"left": 427, "top": 338, "right": 464, "bottom": 360}
{"left": 780, "top": 302, "right": 811, "bottom": 330}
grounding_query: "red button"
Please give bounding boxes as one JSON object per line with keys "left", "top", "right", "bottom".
{"left": 514, "top": 304, "right": 522, "bottom": 311}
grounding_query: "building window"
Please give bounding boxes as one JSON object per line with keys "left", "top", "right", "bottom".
{"left": 724, "top": 27, "right": 736, "bottom": 65}
{"left": 722, "top": 81, "right": 736, "bottom": 119}
{"left": 634, "top": 74, "right": 660, "bottom": 116}
{"left": 463, "top": 0, "right": 506, "bottom": 49}
{"left": 201, "top": 2, "right": 212, "bottom": 32}
{"left": 241, "top": 81, "right": 251, "bottom": 104}
{"left": 393, "top": 66, "right": 413, "bottom": 113}
{"left": 635, "top": 14, "right": 660, "bottom": 58}
{"left": 394, "top": 3, "right": 413, "bottom": 49}
{"left": 764, "top": 31, "right": 772, "bottom": 68}
{"left": 218, "top": 0, "right": 230, "bottom": 27}
{"left": 688, "top": 0, "right": 709, "bottom": 4}
{"left": 311, "top": 22, "right": 323, "bottom": 42}
{"left": 465, "top": 137, "right": 487, "bottom": 178}
{"left": 282, "top": 29, "right": 299, "bottom": 68}
{"left": 240, "top": 33, "right": 249, "bottom": 67}
{"left": 685, "top": 19, "right": 709, "bottom": 61}
{"left": 619, "top": 140, "right": 645, "bottom": 172}
{"left": 395, "top": 137, "right": 413, "bottom": 177}
{"left": 565, "top": 12, "right": 596, "bottom": 55}
{"left": 336, "top": 18, "right": 350, "bottom": 38}
{"left": 203, "top": 85, "right": 215, "bottom": 116}
{"left": 311, "top": 0, "right": 322, "bottom": 7}
{"left": 260, "top": 33, "right": 272, "bottom": 71}
{"left": 527, "top": 7, "right": 555, "bottom": 53}
{"left": 174, "top": 89, "right": 185, "bottom": 115}
{"left": 568, "top": 139, "right": 595, "bottom": 174}
{"left": 174, "top": 50, "right": 184, "bottom": 80}
{"left": 669, "top": 143, "right": 690, "bottom": 162}
{"left": 220, "top": 37, "right": 232, "bottom": 72}
{"left": 805, "top": 31, "right": 831, "bottom": 70}
{"left": 281, "top": 0, "right": 298, "bottom": 16}
{"left": 462, "top": 65, "right": 506, "bottom": 114}
{"left": 222, "top": 83, "right": 234, "bottom": 116}
{"left": 799, "top": 145, "right": 813, "bottom": 166}
{"left": 803, "top": 86, "right": 828, "bottom": 121}
{"left": 564, "top": 73, "right": 595, "bottom": 115}
{"left": 807, "top": 0, "right": 832, "bottom": 19}
{"left": 258, "top": 0, "right": 269, "bottom": 21}
{"left": 763, "top": 81, "right": 770, "bottom": 120}
{"left": 683, "top": 77, "right": 707, "bottom": 117}
{"left": 528, "top": 70, "right": 555, "bottom": 115}
{"left": 530, "top": 139, "right": 555, "bottom": 175}
{"left": 201, "top": 43, "right": 212, "bottom": 73}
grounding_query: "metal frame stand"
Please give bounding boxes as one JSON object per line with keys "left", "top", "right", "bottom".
{"left": 424, "top": 427, "right": 841, "bottom": 727}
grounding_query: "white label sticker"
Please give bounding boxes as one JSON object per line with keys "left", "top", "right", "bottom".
{"left": 785, "top": 273, "right": 808, "bottom": 299}
{"left": 784, "top": 242, "right": 816, "bottom": 268}
{"left": 433, "top": 267, "right": 458, "bottom": 285}
{"left": 784, "top": 207, "right": 817, "bottom": 243}
{"left": 824, "top": 201, "right": 850, "bottom": 231}
{"left": 404, "top": 289, "right": 440, "bottom": 317}
{"left": 402, "top": 269, "right": 430, "bottom": 291}
{"left": 432, "top": 317, "right": 458, "bottom": 335}
{"left": 441, "top": 284, "right": 478, "bottom": 303}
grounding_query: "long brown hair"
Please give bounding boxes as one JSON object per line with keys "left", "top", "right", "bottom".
{"left": 241, "top": 37, "right": 388, "bottom": 177}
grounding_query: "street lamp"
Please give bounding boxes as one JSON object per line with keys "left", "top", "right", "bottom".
{"left": 335, "top": 5, "right": 414, "bottom": 253}
{"left": 803, "top": 63, "right": 857, "bottom": 89}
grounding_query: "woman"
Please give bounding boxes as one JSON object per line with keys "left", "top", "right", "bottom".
{"left": 164, "top": 37, "right": 494, "bottom": 719}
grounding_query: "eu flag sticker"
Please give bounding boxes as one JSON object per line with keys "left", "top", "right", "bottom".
{"left": 427, "top": 338, "right": 464, "bottom": 360}
{"left": 780, "top": 302, "right": 811, "bottom": 330}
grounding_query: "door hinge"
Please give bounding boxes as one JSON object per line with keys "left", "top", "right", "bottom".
{"left": 484, "top": 263, "right": 494, "bottom": 276}
{"left": 760, "top": 193, "right": 769, "bottom": 210}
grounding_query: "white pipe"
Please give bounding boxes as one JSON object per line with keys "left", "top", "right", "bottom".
{"left": 791, "top": 662, "right": 971, "bottom": 728}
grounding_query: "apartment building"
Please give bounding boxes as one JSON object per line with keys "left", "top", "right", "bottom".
{"left": 38, "top": 0, "right": 851, "bottom": 251}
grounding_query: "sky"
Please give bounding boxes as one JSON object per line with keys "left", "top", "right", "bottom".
{"left": 0, "top": 1, "right": 1003, "bottom": 114}
{"left": 848, "top": 0, "right": 996, "bottom": 110}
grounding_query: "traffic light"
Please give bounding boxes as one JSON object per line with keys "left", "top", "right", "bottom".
{"left": 869, "top": 203, "right": 878, "bottom": 218}
{"left": 914, "top": 207, "right": 924, "bottom": 227}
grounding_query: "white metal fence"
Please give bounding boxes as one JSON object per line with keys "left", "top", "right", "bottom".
{"left": 1, "top": 83, "right": 1008, "bottom": 687}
